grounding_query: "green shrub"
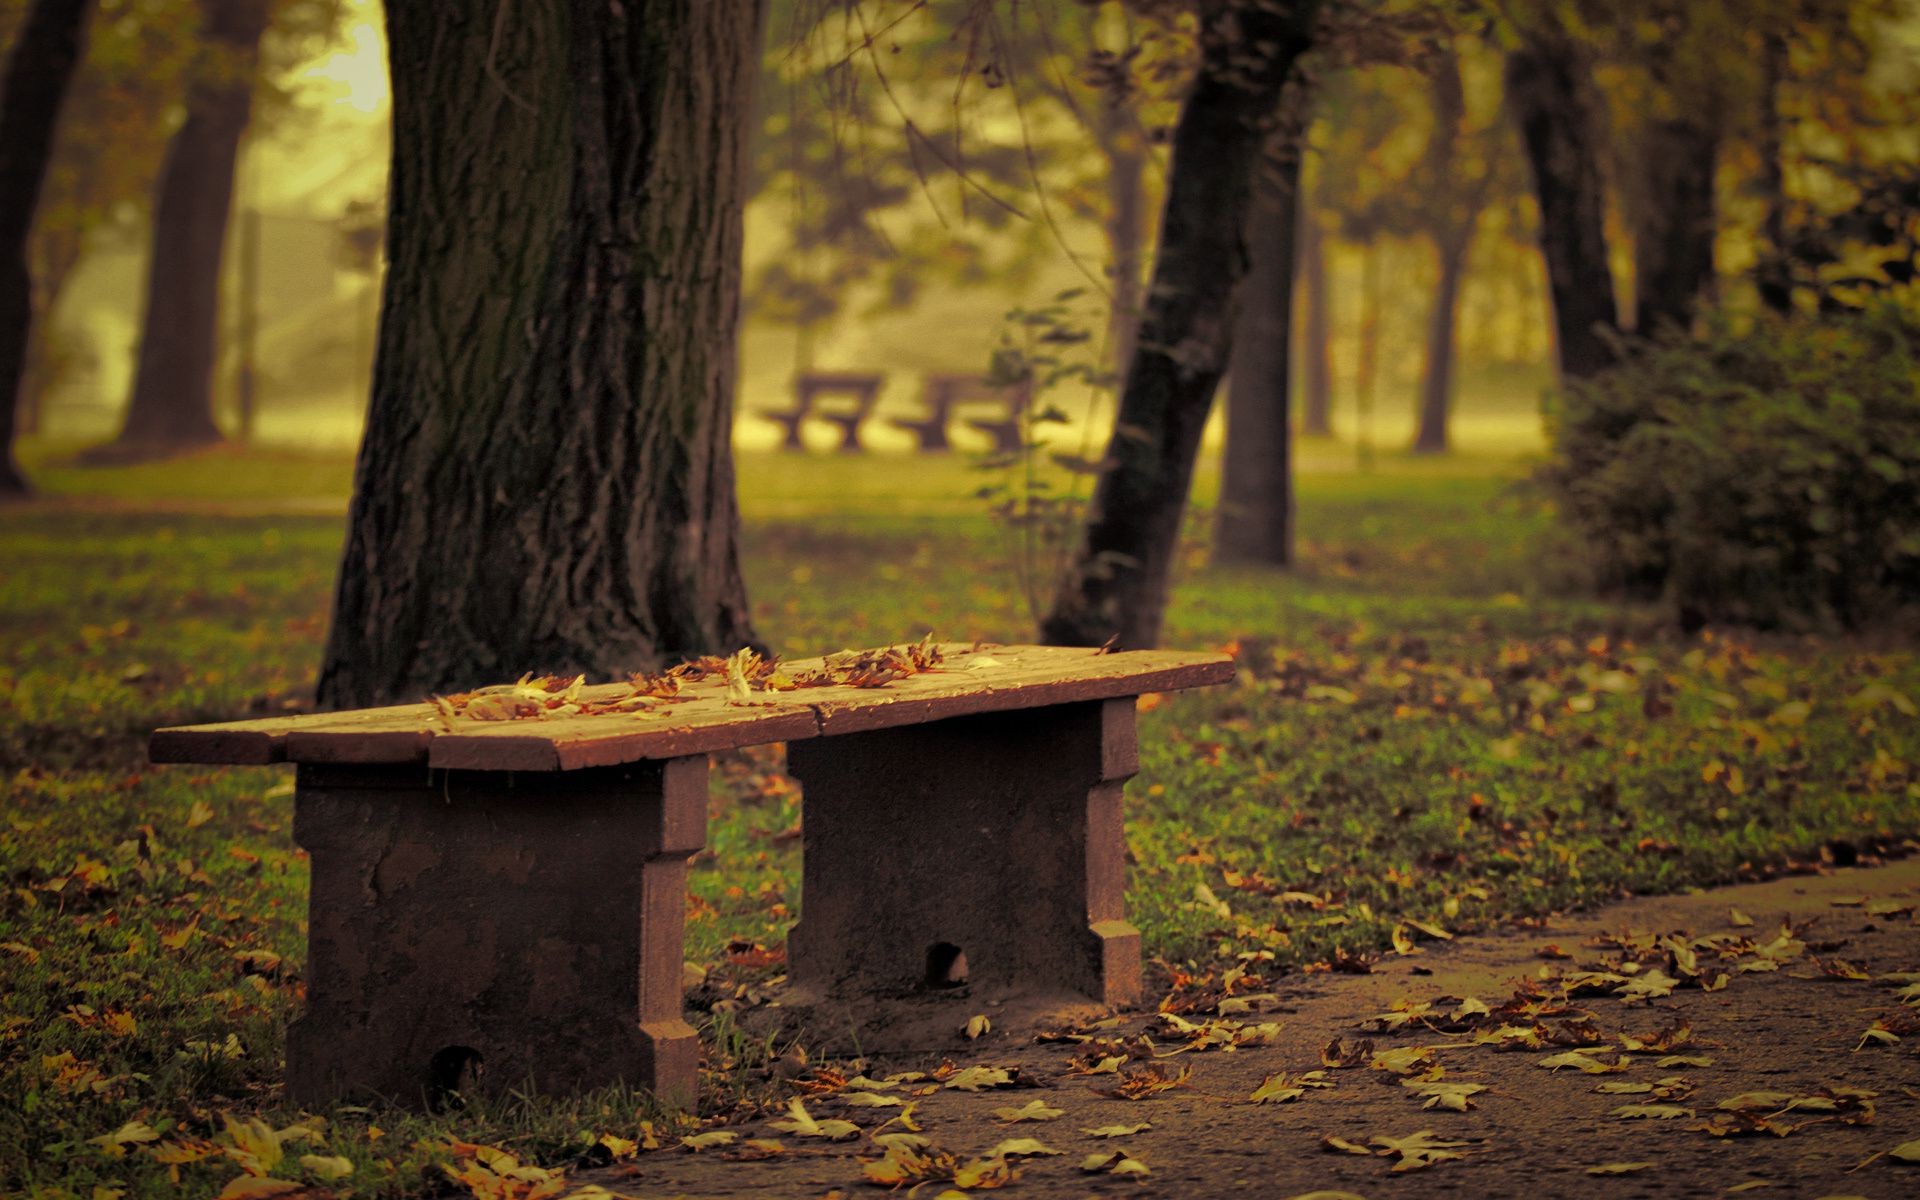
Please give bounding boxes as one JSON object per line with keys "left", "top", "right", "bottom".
{"left": 1536, "top": 298, "right": 1920, "bottom": 629}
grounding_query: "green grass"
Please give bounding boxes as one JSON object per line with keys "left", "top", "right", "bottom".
{"left": 4, "top": 442, "right": 1918, "bottom": 1197}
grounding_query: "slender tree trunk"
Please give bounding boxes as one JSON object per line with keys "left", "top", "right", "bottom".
{"left": 1412, "top": 231, "right": 1468, "bottom": 454}
{"left": 106, "top": 0, "right": 270, "bottom": 457}
{"left": 1504, "top": 28, "right": 1619, "bottom": 380}
{"left": 1755, "top": 28, "right": 1793, "bottom": 314}
{"left": 1101, "top": 109, "right": 1147, "bottom": 375}
{"left": 1298, "top": 200, "right": 1333, "bottom": 437}
{"left": 1215, "top": 148, "right": 1301, "bottom": 565}
{"left": 1042, "top": 0, "right": 1319, "bottom": 649}
{"left": 1632, "top": 118, "right": 1718, "bottom": 334}
{"left": 20, "top": 228, "right": 86, "bottom": 436}
{"left": 0, "top": 0, "right": 92, "bottom": 498}
{"left": 319, "top": 0, "right": 765, "bottom": 708}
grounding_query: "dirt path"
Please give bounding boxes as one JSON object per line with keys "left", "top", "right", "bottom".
{"left": 590, "top": 861, "right": 1920, "bottom": 1199}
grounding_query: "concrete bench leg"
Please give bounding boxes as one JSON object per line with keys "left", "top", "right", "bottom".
{"left": 287, "top": 758, "right": 707, "bottom": 1107}
{"left": 786, "top": 698, "right": 1141, "bottom": 1007}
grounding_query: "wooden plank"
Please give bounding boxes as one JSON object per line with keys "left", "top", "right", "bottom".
{"left": 150, "top": 702, "right": 439, "bottom": 766}
{"left": 805, "top": 647, "right": 1235, "bottom": 737}
{"left": 428, "top": 697, "right": 820, "bottom": 771}
{"left": 149, "top": 645, "right": 1235, "bottom": 771}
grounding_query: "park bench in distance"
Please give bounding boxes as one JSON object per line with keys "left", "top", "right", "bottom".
{"left": 756, "top": 370, "right": 885, "bottom": 452}
{"left": 892, "top": 374, "right": 1034, "bottom": 453}
{"left": 150, "top": 643, "right": 1233, "bottom": 1107}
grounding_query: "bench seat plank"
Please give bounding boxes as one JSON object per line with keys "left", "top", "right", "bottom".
{"left": 151, "top": 645, "right": 1232, "bottom": 771}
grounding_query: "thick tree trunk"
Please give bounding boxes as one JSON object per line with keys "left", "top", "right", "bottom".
{"left": 318, "top": 0, "right": 765, "bottom": 708}
{"left": 1632, "top": 117, "right": 1718, "bottom": 334}
{"left": 1214, "top": 149, "right": 1301, "bottom": 565}
{"left": 1298, "top": 201, "right": 1333, "bottom": 438}
{"left": 0, "top": 0, "right": 91, "bottom": 498}
{"left": 107, "top": 0, "right": 269, "bottom": 457}
{"left": 1504, "top": 29, "right": 1619, "bottom": 380}
{"left": 1042, "top": 0, "right": 1318, "bottom": 649}
{"left": 1412, "top": 232, "right": 1468, "bottom": 454}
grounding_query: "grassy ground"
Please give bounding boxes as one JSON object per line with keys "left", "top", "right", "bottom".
{"left": 4, "top": 441, "right": 1919, "bottom": 1198}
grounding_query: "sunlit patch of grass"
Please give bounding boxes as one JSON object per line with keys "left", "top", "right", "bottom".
{"left": 3, "top": 446, "right": 1917, "bottom": 1196}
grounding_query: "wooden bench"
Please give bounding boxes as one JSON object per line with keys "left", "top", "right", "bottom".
{"left": 891, "top": 373, "right": 1035, "bottom": 453}
{"left": 756, "top": 370, "right": 886, "bottom": 452}
{"left": 150, "top": 644, "right": 1232, "bottom": 1107}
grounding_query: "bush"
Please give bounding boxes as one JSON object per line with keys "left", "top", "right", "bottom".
{"left": 1536, "top": 299, "right": 1920, "bottom": 630}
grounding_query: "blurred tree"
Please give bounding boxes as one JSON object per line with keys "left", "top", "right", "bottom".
{"left": 1500, "top": 4, "right": 1618, "bottom": 379}
{"left": 1409, "top": 37, "right": 1511, "bottom": 453}
{"left": 1044, "top": 0, "right": 1319, "bottom": 648}
{"left": 750, "top": 0, "right": 1180, "bottom": 377}
{"left": 103, "top": 0, "right": 275, "bottom": 456}
{"left": 0, "top": 0, "right": 194, "bottom": 438}
{"left": 1296, "top": 172, "right": 1333, "bottom": 437}
{"left": 319, "top": 0, "right": 764, "bottom": 706}
{"left": 0, "top": 0, "right": 93, "bottom": 497}
{"left": 1216, "top": 142, "right": 1304, "bottom": 565}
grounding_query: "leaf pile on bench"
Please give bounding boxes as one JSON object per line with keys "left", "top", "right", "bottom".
{"left": 427, "top": 635, "right": 954, "bottom": 727}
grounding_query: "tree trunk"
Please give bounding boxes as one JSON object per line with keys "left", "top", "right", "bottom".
{"left": 1298, "top": 200, "right": 1333, "bottom": 437}
{"left": 1041, "top": 0, "right": 1318, "bottom": 649}
{"left": 318, "top": 0, "right": 765, "bottom": 708}
{"left": 1100, "top": 100, "right": 1147, "bottom": 375}
{"left": 106, "top": 0, "right": 270, "bottom": 457}
{"left": 1504, "top": 28, "right": 1619, "bottom": 380}
{"left": 1632, "top": 117, "right": 1718, "bottom": 334}
{"left": 0, "top": 0, "right": 92, "bottom": 498}
{"left": 1755, "top": 28, "right": 1792, "bottom": 314}
{"left": 1412, "top": 231, "right": 1468, "bottom": 454}
{"left": 1214, "top": 148, "right": 1301, "bottom": 565}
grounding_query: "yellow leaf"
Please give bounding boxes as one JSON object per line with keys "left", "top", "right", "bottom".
{"left": 215, "top": 1179, "right": 302, "bottom": 1200}
{"left": 89, "top": 1119, "right": 160, "bottom": 1157}
{"left": 299, "top": 1154, "right": 354, "bottom": 1181}
{"left": 1585, "top": 1162, "right": 1655, "bottom": 1176}
{"left": 678, "top": 1131, "right": 736, "bottom": 1151}
{"left": 991, "top": 1099, "right": 1063, "bottom": 1124}
{"left": 188, "top": 801, "right": 215, "bottom": 828}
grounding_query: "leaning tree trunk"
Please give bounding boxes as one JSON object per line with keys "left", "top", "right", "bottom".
{"left": 1412, "top": 231, "right": 1469, "bottom": 454}
{"left": 0, "top": 0, "right": 92, "bottom": 498}
{"left": 1042, "top": 0, "right": 1319, "bottom": 649}
{"left": 1632, "top": 116, "right": 1718, "bottom": 334}
{"left": 1100, "top": 100, "right": 1148, "bottom": 374}
{"left": 1504, "top": 28, "right": 1619, "bottom": 380}
{"left": 1215, "top": 147, "right": 1303, "bottom": 565}
{"left": 1297, "top": 200, "right": 1333, "bottom": 437}
{"left": 107, "top": 0, "right": 270, "bottom": 457}
{"left": 318, "top": 0, "right": 765, "bottom": 708}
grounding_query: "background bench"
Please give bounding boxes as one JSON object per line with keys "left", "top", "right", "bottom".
{"left": 150, "top": 644, "right": 1232, "bottom": 1107}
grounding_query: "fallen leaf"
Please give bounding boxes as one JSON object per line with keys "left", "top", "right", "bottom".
{"left": 1403, "top": 1080, "right": 1486, "bottom": 1112}
{"left": 1611, "top": 1104, "right": 1694, "bottom": 1120}
{"left": 1372, "top": 1130, "right": 1475, "bottom": 1172}
{"left": 963, "top": 1015, "right": 992, "bottom": 1040}
{"left": 1320, "top": 1135, "right": 1373, "bottom": 1156}
{"left": 1082, "top": 1122, "right": 1152, "bottom": 1138}
{"left": 298, "top": 1155, "right": 353, "bottom": 1181}
{"left": 1586, "top": 1162, "right": 1655, "bottom": 1175}
{"left": 980, "top": 1138, "right": 1062, "bottom": 1159}
{"left": 943, "top": 1066, "right": 1016, "bottom": 1092}
{"left": 992, "top": 1100, "right": 1063, "bottom": 1124}
{"left": 679, "top": 1131, "right": 738, "bottom": 1151}
{"left": 1539, "top": 1050, "right": 1626, "bottom": 1074}
{"left": 765, "top": 1099, "right": 859, "bottom": 1141}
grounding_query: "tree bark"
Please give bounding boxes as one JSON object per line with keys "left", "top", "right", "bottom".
{"left": 1755, "top": 28, "right": 1793, "bottom": 314}
{"left": 1504, "top": 26, "right": 1619, "bottom": 380}
{"left": 106, "top": 0, "right": 270, "bottom": 457}
{"left": 318, "top": 0, "right": 765, "bottom": 708}
{"left": 0, "top": 0, "right": 92, "bottom": 497}
{"left": 1042, "top": 0, "right": 1318, "bottom": 649}
{"left": 1100, "top": 98, "right": 1147, "bottom": 374}
{"left": 1412, "top": 231, "right": 1468, "bottom": 454}
{"left": 1631, "top": 115, "right": 1717, "bottom": 334}
{"left": 1411, "top": 48, "right": 1478, "bottom": 455}
{"left": 1214, "top": 147, "right": 1301, "bottom": 565}
{"left": 1297, "top": 198, "right": 1333, "bottom": 437}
